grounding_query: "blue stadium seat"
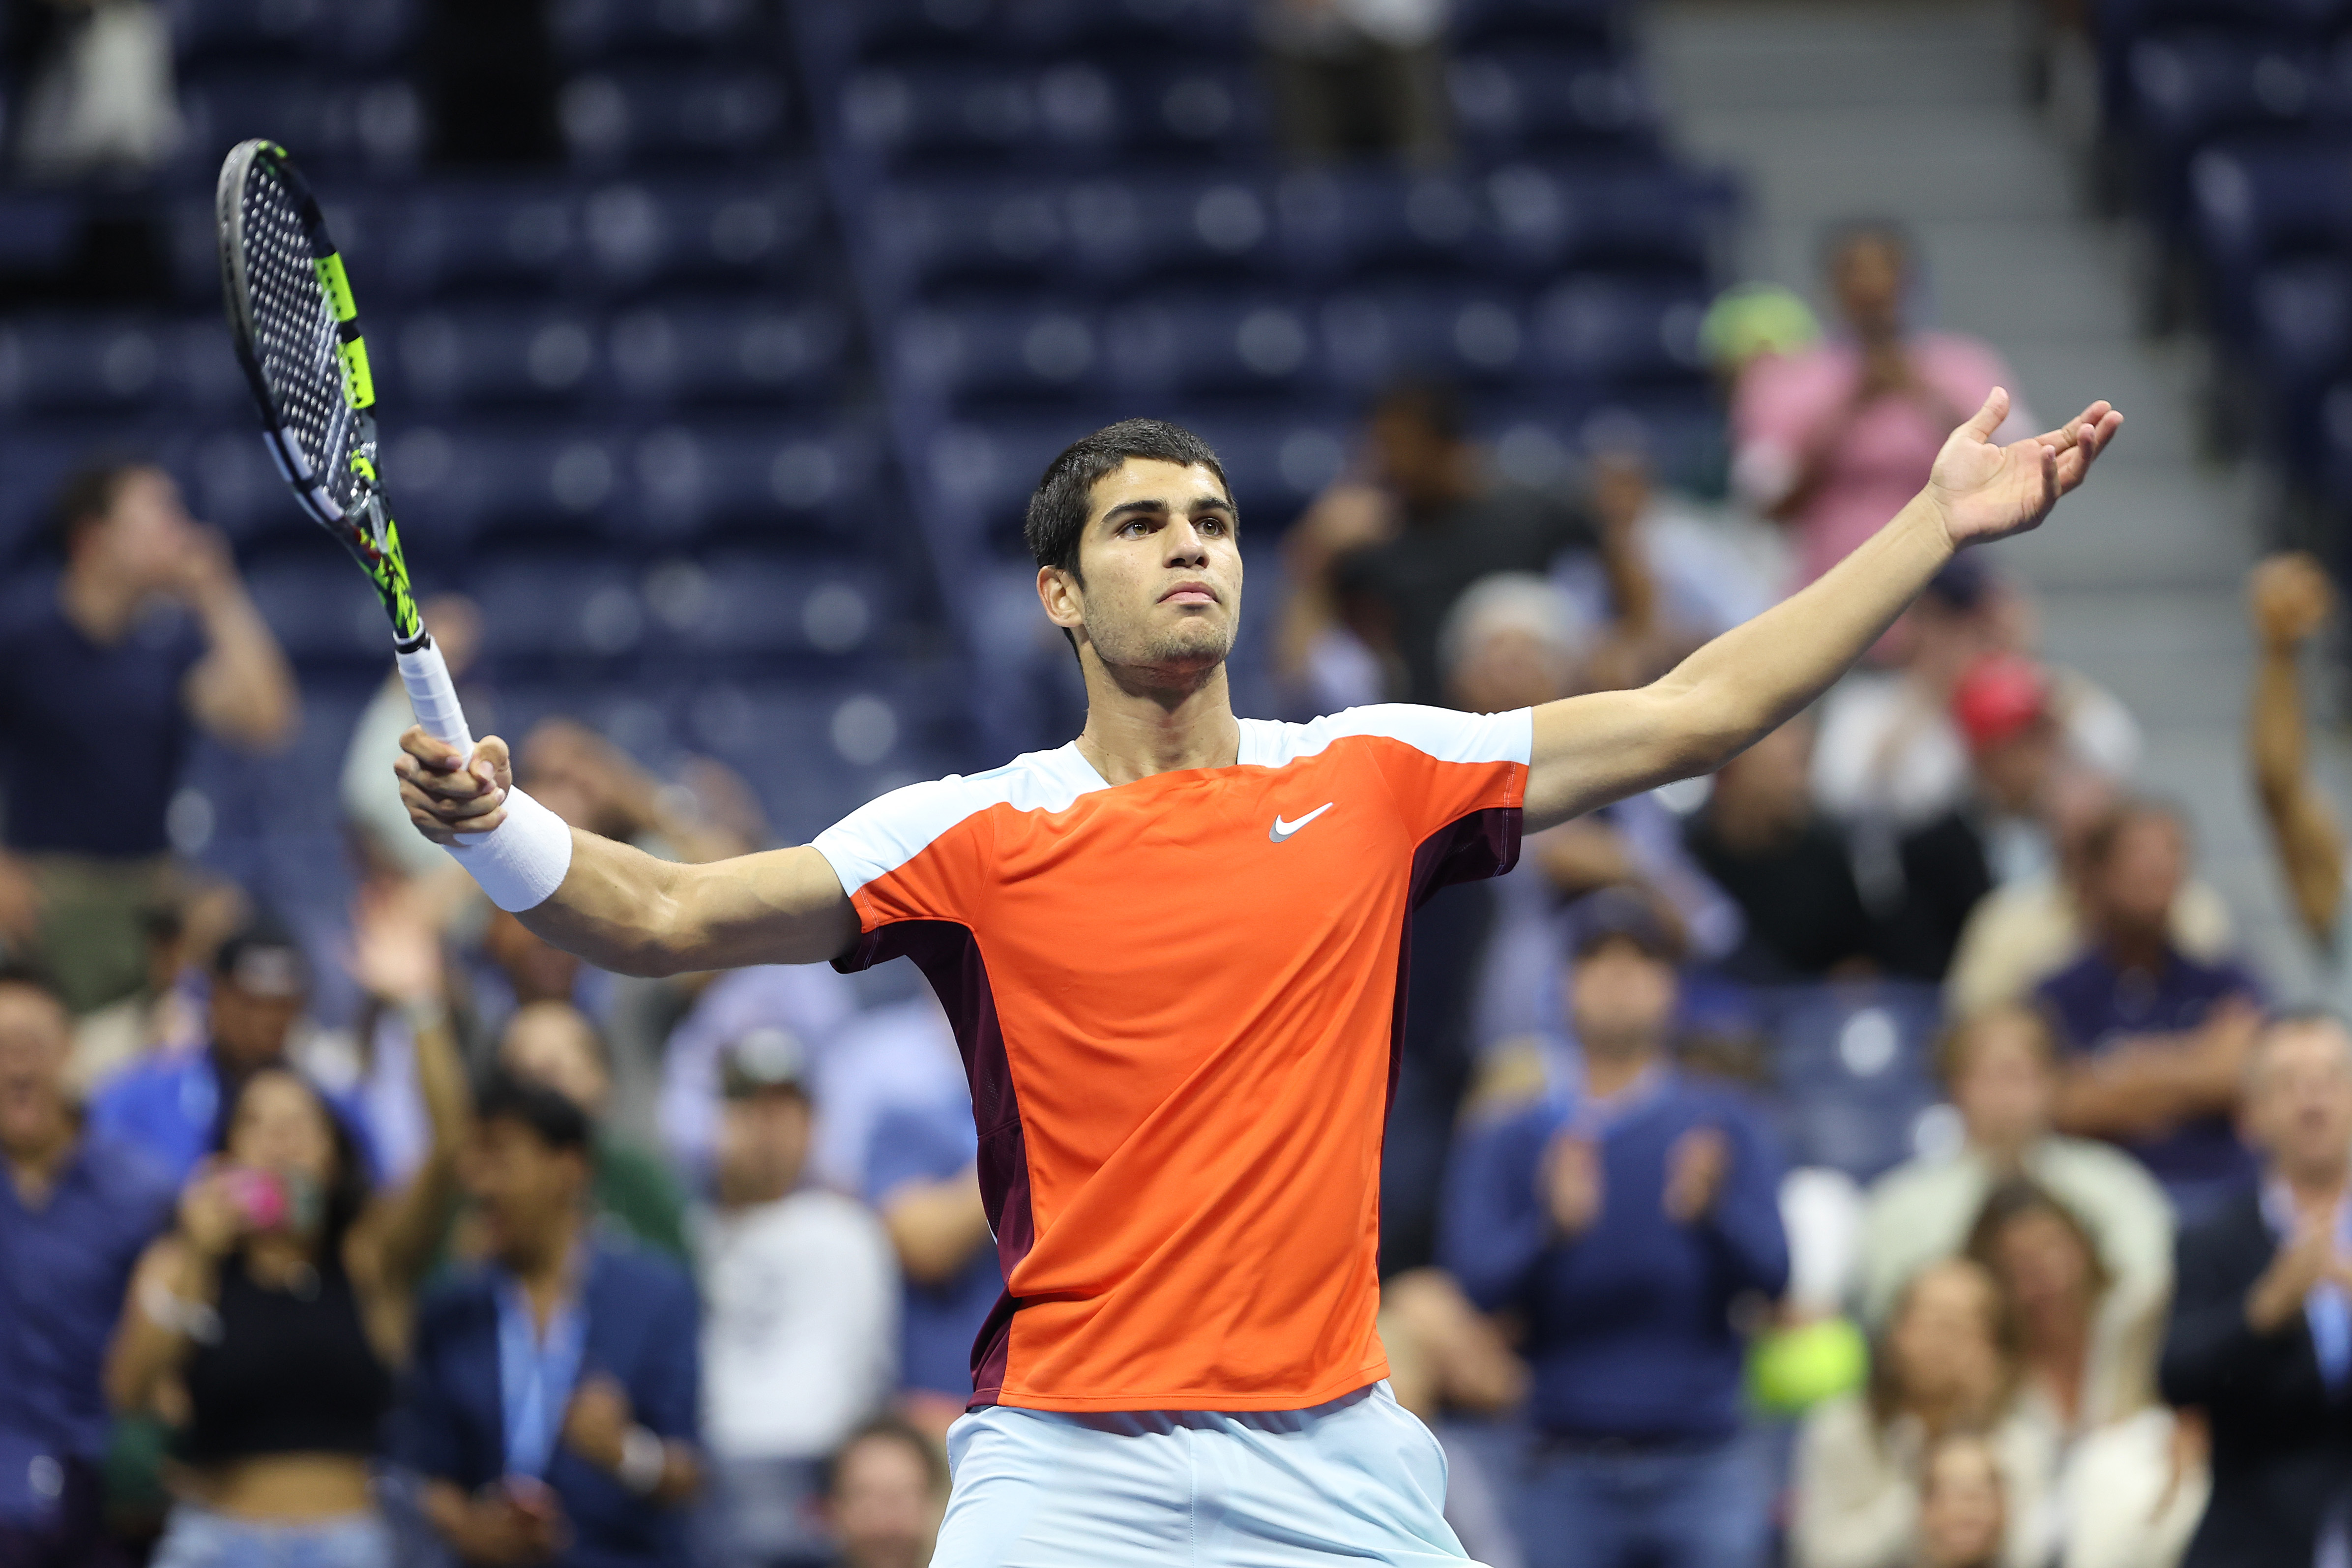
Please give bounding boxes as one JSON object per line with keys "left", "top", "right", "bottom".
{"left": 1481, "top": 163, "right": 1731, "bottom": 280}
{"left": 837, "top": 59, "right": 1264, "bottom": 173}
{"left": 2250, "top": 257, "right": 2352, "bottom": 476}
{"left": 621, "top": 416, "right": 883, "bottom": 548}
{"left": 1450, "top": 0, "right": 1629, "bottom": 51}
{"left": 471, "top": 553, "right": 648, "bottom": 672}
{"left": 579, "top": 173, "right": 825, "bottom": 296}
{"left": 175, "top": 71, "right": 423, "bottom": 179}
{"left": 607, "top": 297, "right": 849, "bottom": 407}
{"left": 1276, "top": 169, "right": 1488, "bottom": 285}
{"left": 1155, "top": 402, "right": 1354, "bottom": 528}
{"left": 641, "top": 550, "right": 893, "bottom": 667}
{"left": 243, "top": 554, "right": 391, "bottom": 671}
{"left": 915, "top": 413, "right": 1099, "bottom": 553}
{"left": 390, "top": 306, "right": 604, "bottom": 411}
{"left": 374, "top": 423, "right": 628, "bottom": 561}
{"left": 894, "top": 303, "right": 1109, "bottom": 409}
{"left": 377, "top": 183, "right": 584, "bottom": 302}
{"left": 549, "top": 0, "right": 767, "bottom": 62}
{"left": 861, "top": 179, "right": 1089, "bottom": 300}
{"left": 816, "top": 0, "right": 1032, "bottom": 65}
{"left": 2189, "top": 138, "right": 2352, "bottom": 341}
{"left": 1106, "top": 294, "right": 1323, "bottom": 400}
{"left": 1319, "top": 286, "right": 1531, "bottom": 392}
{"left": 0, "top": 314, "right": 229, "bottom": 416}
{"left": 1764, "top": 981, "right": 1945, "bottom": 1183}
{"left": 1447, "top": 52, "right": 1659, "bottom": 160}
{"left": 560, "top": 65, "right": 792, "bottom": 170}
{"left": 2119, "top": 34, "right": 2327, "bottom": 232}
{"left": 169, "top": 0, "right": 418, "bottom": 65}
{"left": 1528, "top": 276, "right": 1710, "bottom": 386}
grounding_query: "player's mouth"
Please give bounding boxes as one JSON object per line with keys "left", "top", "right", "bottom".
{"left": 1160, "top": 581, "right": 1217, "bottom": 605}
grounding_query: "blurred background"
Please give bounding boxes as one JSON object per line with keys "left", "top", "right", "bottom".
{"left": 7, "top": 1, "right": 2352, "bottom": 1567}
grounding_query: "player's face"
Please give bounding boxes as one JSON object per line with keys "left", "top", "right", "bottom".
{"left": 1046, "top": 459, "right": 1242, "bottom": 679}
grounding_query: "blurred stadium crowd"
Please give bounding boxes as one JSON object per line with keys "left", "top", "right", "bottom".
{"left": 6, "top": 1, "right": 2352, "bottom": 1568}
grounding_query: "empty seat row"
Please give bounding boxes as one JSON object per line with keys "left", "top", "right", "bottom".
{"left": 169, "top": 0, "right": 776, "bottom": 68}
{"left": 860, "top": 163, "right": 1730, "bottom": 300}
{"left": 890, "top": 282, "right": 1710, "bottom": 412}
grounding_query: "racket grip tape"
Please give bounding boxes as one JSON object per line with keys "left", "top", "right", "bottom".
{"left": 395, "top": 640, "right": 573, "bottom": 912}
{"left": 396, "top": 640, "right": 474, "bottom": 754}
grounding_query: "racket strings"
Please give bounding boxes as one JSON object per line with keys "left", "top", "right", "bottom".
{"left": 240, "top": 169, "right": 358, "bottom": 513}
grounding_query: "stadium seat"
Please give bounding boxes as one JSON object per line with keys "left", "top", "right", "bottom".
{"left": 242, "top": 554, "right": 393, "bottom": 672}
{"left": 2249, "top": 257, "right": 2352, "bottom": 476}
{"left": 0, "top": 314, "right": 228, "bottom": 416}
{"left": 1318, "top": 286, "right": 1531, "bottom": 393}
{"left": 175, "top": 70, "right": 424, "bottom": 179}
{"left": 2119, "top": 33, "right": 2327, "bottom": 232}
{"left": 470, "top": 552, "right": 649, "bottom": 672}
{"left": 1450, "top": 0, "right": 1630, "bottom": 51}
{"left": 621, "top": 416, "right": 883, "bottom": 548}
{"left": 1105, "top": 294, "right": 1323, "bottom": 400}
{"left": 373, "top": 423, "right": 629, "bottom": 561}
{"left": 559, "top": 65, "right": 792, "bottom": 170}
{"left": 836, "top": 59, "right": 1264, "bottom": 173}
{"left": 915, "top": 413, "right": 1102, "bottom": 554}
{"left": 1481, "top": 163, "right": 1731, "bottom": 281}
{"left": 549, "top": 0, "right": 768, "bottom": 63}
{"left": 1276, "top": 169, "right": 1489, "bottom": 285}
{"left": 376, "top": 183, "right": 584, "bottom": 303}
{"left": 1527, "top": 275, "right": 1710, "bottom": 386}
{"left": 390, "top": 305, "right": 605, "bottom": 411}
{"left": 1155, "top": 402, "right": 1355, "bottom": 529}
{"left": 641, "top": 550, "right": 893, "bottom": 668}
{"left": 579, "top": 173, "right": 825, "bottom": 297}
{"left": 607, "top": 297, "right": 850, "bottom": 408}
{"left": 1080, "top": 174, "right": 1287, "bottom": 295}
{"left": 1764, "top": 982, "right": 1945, "bottom": 1182}
{"left": 1447, "top": 51, "right": 1660, "bottom": 161}
{"left": 2188, "top": 138, "right": 2352, "bottom": 342}
{"left": 894, "top": 303, "right": 1110, "bottom": 410}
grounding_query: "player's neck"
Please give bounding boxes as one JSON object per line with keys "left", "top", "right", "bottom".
{"left": 1073, "top": 662, "right": 1240, "bottom": 786}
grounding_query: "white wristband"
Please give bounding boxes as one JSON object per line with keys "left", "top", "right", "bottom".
{"left": 443, "top": 784, "right": 574, "bottom": 913}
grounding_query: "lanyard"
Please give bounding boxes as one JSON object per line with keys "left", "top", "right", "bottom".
{"left": 494, "top": 1265, "right": 588, "bottom": 1479}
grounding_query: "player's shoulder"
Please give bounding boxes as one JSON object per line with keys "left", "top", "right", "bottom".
{"left": 811, "top": 744, "right": 1103, "bottom": 892}
{"left": 1240, "top": 705, "right": 1532, "bottom": 770}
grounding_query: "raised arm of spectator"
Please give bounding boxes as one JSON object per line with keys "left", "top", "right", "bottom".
{"left": 2247, "top": 552, "right": 2345, "bottom": 945}
{"left": 1521, "top": 392, "right": 2120, "bottom": 832}
{"left": 107, "top": 1168, "right": 243, "bottom": 1415}
{"left": 178, "top": 525, "right": 298, "bottom": 750}
{"left": 345, "top": 886, "right": 471, "bottom": 1294}
{"left": 397, "top": 730, "right": 859, "bottom": 974}
{"left": 2054, "top": 998, "right": 2260, "bottom": 1141}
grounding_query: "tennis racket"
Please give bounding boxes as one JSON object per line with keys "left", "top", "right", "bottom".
{"left": 215, "top": 138, "right": 473, "bottom": 755}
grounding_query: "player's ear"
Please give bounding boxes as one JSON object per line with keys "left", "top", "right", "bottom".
{"left": 1036, "top": 563, "right": 1085, "bottom": 632}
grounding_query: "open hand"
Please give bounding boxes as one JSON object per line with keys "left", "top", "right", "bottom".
{"left": 560, "top": 1374, "right": 635, "bottom": 1474}
{"left": 1926, "top": 389, "right": 2122, "bottom": 550}
{"left": 1663, "top": 1126, "right": 1731, "bottom": 1223}
{"left": 1542, "top": 1131, "right": 1604, "bottom": 1237}
{"left": 2251, "top": 552, "right": 2334, "bottom": 651}
{"left": 346, "top": 882, "right": 444, "bottom": 1005}
{"left": 396, "top": 728, "right": 513, "bottom": 844}
{"left": 455, "top": 1484, "right": 566, "bottom": 1566}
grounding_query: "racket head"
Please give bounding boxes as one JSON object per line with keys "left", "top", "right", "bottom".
{"left": 216, "top": 138, "right": 425, "bottom": 647}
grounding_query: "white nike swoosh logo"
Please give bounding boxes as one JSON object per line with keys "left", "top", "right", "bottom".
{"left": 1269, "top": 802, "right": 1335, "bottom": 842}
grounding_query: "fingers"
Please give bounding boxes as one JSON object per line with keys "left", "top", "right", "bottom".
{"left": 396, "top": 731, "right": 514, "bottom": 845}
{"left": 1959, "top": 386, "right": 2010, "bottom": 442}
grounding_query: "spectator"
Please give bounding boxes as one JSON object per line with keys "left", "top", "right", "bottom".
{"left": 1731, "top": 221, "right": 2029, "bottom": 585}
{"left": 1259, "top": 0, "right": 1449, "bottom": 166}
{"left": 657, "top": 966, "right": 857, "bottom": 1188}
{"left": 2159, "top": 1011, "right": 2352, "bottom": 1568}
{"left": 500, "top": 1000, "right": 690, "bottom": 1264}
{"left": 0, "top": 962, "right": 174, "bottom": 1568}
{"left": 1856, "top": 1005, "right": 2172, "bottom": 1330}
{"left": 698, "top": 1030, "right": 897, "bottom": 1568}
{"left": 2244, "top": 550, "right": 2352, "bottom": 983}
{"left": 1444, "top": 890, "right": 1789, "bottom": 1568}
{"left": 1683, "top": 716, "right": 1878, "bottom": 982}
{"left": 0, "top": 462, "right": 296, "bottom": 1012}
{"left": 2039, "top": 799, "right": 2263, "bottom": 1208}
{"left": 103, "top": 911, "right": 467, "bottom": 1568}
{"left": 9, "top": 0, "right": 182, "bottom": 180}
{"left": 1944, "top": 769, "right": 2233, "bottom": 1023}
{"left": 87, "top": 909, "right": 353, "bottom": 1185}
{"left": 407, "top": 1073, "right": 703, "bottom": 1568}
{"left": 1963, "top": 1180, "right": 2159, "bottom": 1432}
{"left": 1791, "top": 1259, "right": 2057, "bottom": 1568}
{"left": 1311, "top": 382, "right": 1636, "bottom": 709}
{"left": 821, "top": 1419, "right": 948, "bottom": 1568}
{"left": 64, "top": 886, "right": 229, "bottom": 1100}
{"left": 864, "top": 1092, "right": 1000, "bottom": 1436}
{"left": 1912, "top": 1431, "right": 2006, "bottom": 1568}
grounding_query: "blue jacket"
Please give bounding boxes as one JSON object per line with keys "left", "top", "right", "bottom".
{"left": 1442, "top": 1073, "right": 1788, "bottom": 1443}
{"left": 399, "top": 1241, "right": 701, "bottom": 1568}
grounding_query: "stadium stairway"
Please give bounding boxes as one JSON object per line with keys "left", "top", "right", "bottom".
{"left": 1645, "top": 0, "right": 2338, "bottom": 995}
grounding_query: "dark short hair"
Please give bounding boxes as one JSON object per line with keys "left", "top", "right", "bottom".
{"left": 475, "top": 1067, "right": 594, "bottom": 1155}
{"left": 49, "top": 459, "right": 150, "bottom": 556}
{"left": 1932, "top": 1003, "right": 2058, "bottom": 1088}
{"left": 1368, "top": 379, "right": 1465, "bottom": 444}
{"left": 2081, "top": 796, "right": 2186, "bottom": 875}
{"left": 1023, "top": 418, "right": 1228, "bottom": 576}
{"left": 823, "top": 1415, "right": 949, "bottom": 1501}
{"left": 0, "top": 958, "right": 68, "bottom": 1010}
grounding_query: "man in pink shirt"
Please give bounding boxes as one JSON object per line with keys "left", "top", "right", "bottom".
{"left": 1734, "top": 224, "right": 2031, "bottom": 585}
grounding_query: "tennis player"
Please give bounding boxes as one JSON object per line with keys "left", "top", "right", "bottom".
{"left": 397, "top": 387, "right": 2118, "bottom": 1567}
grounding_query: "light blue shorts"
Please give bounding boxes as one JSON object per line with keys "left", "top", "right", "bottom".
{"left": 933, "top": 1380, "right": 1487, "bottom": 1568}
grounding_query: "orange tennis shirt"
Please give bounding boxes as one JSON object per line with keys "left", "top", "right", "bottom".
{"left": 811, "top": 704, "right": 1531, "bottom": 1412}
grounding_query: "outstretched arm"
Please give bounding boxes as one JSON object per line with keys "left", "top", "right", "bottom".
{"left": 1521, "top": 390, "right": 2122, "bottom": 830}
{"left": 396, "top": 732, "right": 857, "bottom": 976}
{"left": 2246, "top": 552, "right": 2345, "bottom": 944}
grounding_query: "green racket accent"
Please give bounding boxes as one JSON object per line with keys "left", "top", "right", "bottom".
{"left": 313, "top": 253, "right": 357, "bottom": 322}
{"left": 334, "top": 334, "right": 376, "bottom": 410}
{"left": 356, "top": 503, "right": 425, "bottom": 646}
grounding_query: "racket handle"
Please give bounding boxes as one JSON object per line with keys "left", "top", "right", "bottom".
{"left": 396, "top": 639, "right": 476, "bottom": 755}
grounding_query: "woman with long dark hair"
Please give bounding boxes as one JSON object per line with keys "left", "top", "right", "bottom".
{"left": 104, "top": 893, "right": 468, "bottom": 1568}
